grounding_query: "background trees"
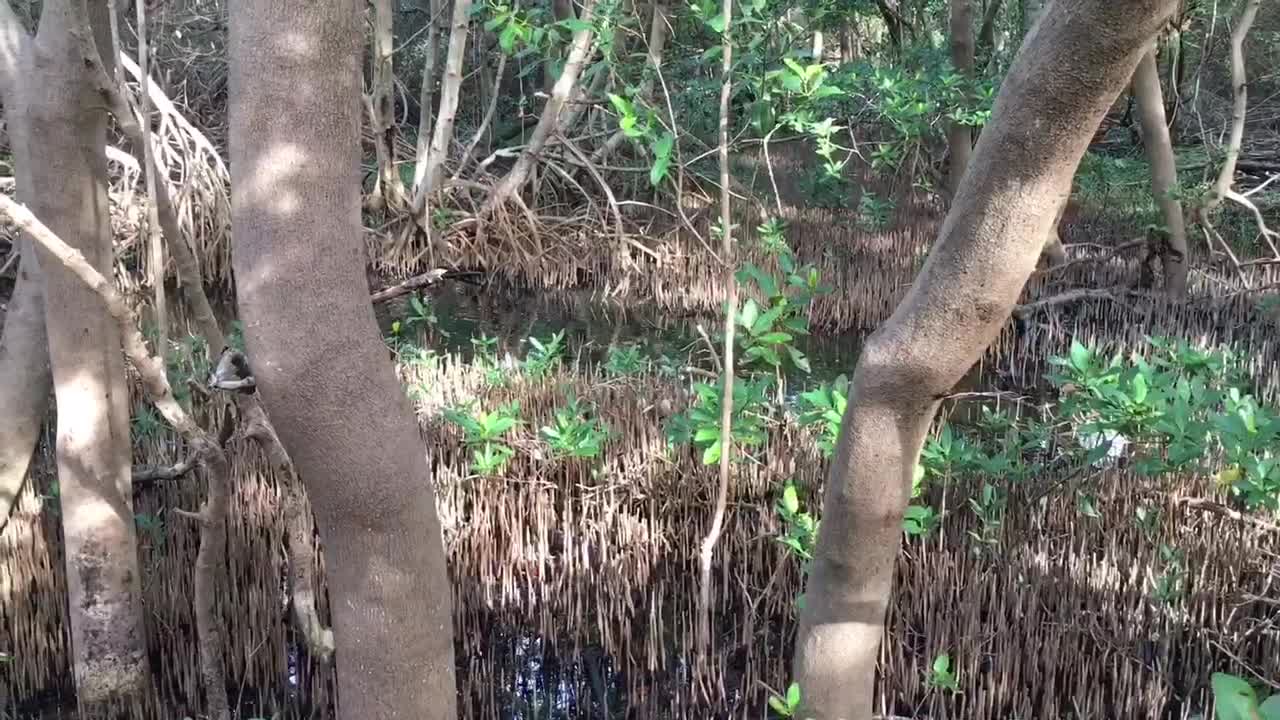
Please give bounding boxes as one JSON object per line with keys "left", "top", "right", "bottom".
{"left": 0, "top": 0, "right": 1278, "bottom": 717}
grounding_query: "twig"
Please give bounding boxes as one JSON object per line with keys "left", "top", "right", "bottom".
{"left": 369, "top": 268, "right": 449, "bottom": 303}
{"left": 1013, "top": 287, "right": 1143, "bottom": 319}
{"left": 1176, "top": 495, "right": 1280, "bottom": 534}
{"left": 134, "top": 457, "right": 199, "bottom": 484}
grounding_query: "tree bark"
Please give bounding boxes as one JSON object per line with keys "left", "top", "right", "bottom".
{"left": 12, "top": 0, "right": 152, "bottom": 712}
{"left": 0, "top": 250, "right": 51, "bottom": 533}
{"left": 369, "top": 0, "right": 408, "bottom": 211}
{"left": 1132, "top": 45, "right": 1188, "bottom": 296}
{"left": 228, "top": 0, "right": 458, "bottom": 718}
{"left": 946, "top": 0, "right": 974, "bottom": 198}
{"left": 481, "top": 0, "right": 596, "bottom": 213}
{"left": 790, "top": 2, "right": 1178, "bottom": 719}
{"left": 410, "top": 0, "right": 442, "bottom": 200}
{"left": 0, "top": 6, "right": 52, "bottom": 534}
{"left": 975, "top": 0, "right": 1004, "bottom": 69}
{"left": 413, "top": 0, "right": 473, "bottom": 213}
{"left": 1207, "top": 0, "right": 1259, "bottom": 211}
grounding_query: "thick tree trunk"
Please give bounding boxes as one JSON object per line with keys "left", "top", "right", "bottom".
{"left": 946, "top": 0, "right": 974, "bottom": 198}
{"left": 790, "top": 2, "right": 1178, "bottom": 719}
{"left": 229, "top": 0, "right": 458, "bottom": 718}
{"left": 1132, "top": 45, "right": 1188, "bottom": 296}
{"left": 17, "top": 0, "right": 151, "bottom": 712}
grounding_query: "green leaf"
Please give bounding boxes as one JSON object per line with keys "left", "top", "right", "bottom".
{"left": 1069, "top": 340, "right": 1091, "bottom": 372}
{"left": 558, "top": 17, "right": 593, "bottom": 32}
{"left": 757, "top": 331, "right": 793, "bottom": 345}
{"left": 607, "top": 93, "right": 634, "bottom": 118}
{"left": 702, "top": 439, "right": 722, "bottom": 465}
{"left": 782, "top": 484, "right": 800, "bottom": 514}
{"left": 787, "top": 346, "right": 811, "bottom": 374}
{"left": 932, "top": 654, "right": 952, "bottom": 675}
{"left": 1260, "top": 695, "right": 1280, "bottom": 720}
{"left": 767, "top": 695, "right": 790, "bottom": 716}
{"left": 739, "top": 298, "right": 760, "bottom": 330}
{"left": 786, "top": 682, "right": 801, "bottom": 708}
{"left": 1212, "top": 672, "right": 1259, "bottom": 720}
{"left": 706, "top": 12, "right": 726, "bottom": 32}
{"left": 650, "top": 155, "right": 671, "bottom": 187}
{"left": 693, "top": 426, "right": 721, "bottom": 443}
{"left": 1132, "top": 373, "right": 1148, "bottom": 404}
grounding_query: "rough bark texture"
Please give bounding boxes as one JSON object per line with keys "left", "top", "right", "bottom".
{"left": 946, "top": 0, "right": 974, "bottom": 197}
{"left": 790, "top": 2, "right": 1178, "bottom": 719}
{"left": 228, "top": 0, "right": 458, "bottom": 717}
{"left": 16, "top": 0, "right": 151, "bottom": 711}
{"left": 1132, "top": 45, "right": 1188, "bottom": 296}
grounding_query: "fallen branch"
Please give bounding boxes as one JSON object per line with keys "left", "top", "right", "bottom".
{"left": 1013, "top": 287, "right": 1143, "bottom": 319}
{"left": 133, "top": 457, "right": 199, "bottom": 484}
{"left": 1031, "top": 238, "right": 1144, "bottom": 278}
{"left": 1177, "top": 495, "right": 1280, "bottom": 534}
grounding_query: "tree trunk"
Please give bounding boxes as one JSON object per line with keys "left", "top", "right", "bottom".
{"left": 946, "top": 0, "right": 974, "bottom": 198}
{"left": 410, "top": 0, "right": 442, "bottom": 199}
{"left": 369, "top": 0, "right": 408, "bottom": 211}
{"left": 591, "top": 0, "right": 667, "bottom": 164}
{"left": 1208, "top": 0, "right": 1259, "bottom": 210}
{"left": 15, "top": 0, "right": 151, "bottom": 712}
{"left": 1132, "top": 45, "right": 1188, "bottom": 296}
{"left": 790, "top": 2, "right": 1177, "bottom": 719}
{"left": 482, "top": 0, "right": 596, "bottom": 212}
{"left": 975, "top": 0, "right": 1004, "bottom": 70}
{"left": 414, "top": 0, "right": 473, "bottom": 212}
{"left": 228, "top": 0, "right": 458, "bottom": 718}
{"left": 0, "top": 249, "right": 51, "bottom": 532}
{"left": 0, "top": 21, "right": 51, "bottom": 531}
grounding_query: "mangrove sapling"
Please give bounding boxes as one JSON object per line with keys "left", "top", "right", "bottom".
{"left": 540, "top": 396, "right": 610, "bottom": 460}
{"left": 697, "top": 0, "right": 737, "bottom": 656}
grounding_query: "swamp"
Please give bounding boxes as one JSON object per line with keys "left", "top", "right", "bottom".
{"left": 0, "top": 0, "right": 1278, "bottom": 718}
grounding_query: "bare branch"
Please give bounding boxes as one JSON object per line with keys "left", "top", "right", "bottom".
{"left": 1177, "top": 496, "right": 1280, "bottom": 534}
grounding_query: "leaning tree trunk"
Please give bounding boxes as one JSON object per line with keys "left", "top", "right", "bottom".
{"left": 0, "top": 250, "right": 51, "bottom": 531}
{"left": 946, "top": 0, "right": 974, "bottom": 198}
{"left": 228, "top": 0, "right": 458, "bottom": 718}
{"left": 0, "top": 15, "right": 52, "bottom": 527}
{"left": 790, "top": 1, "right": 1178, "bottom": 719}
{"left": 8, "top": 0, "right": 151, "bottom": 712}
{"left": 1132, "top": 44, "right": 1188, "bottom": 297}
